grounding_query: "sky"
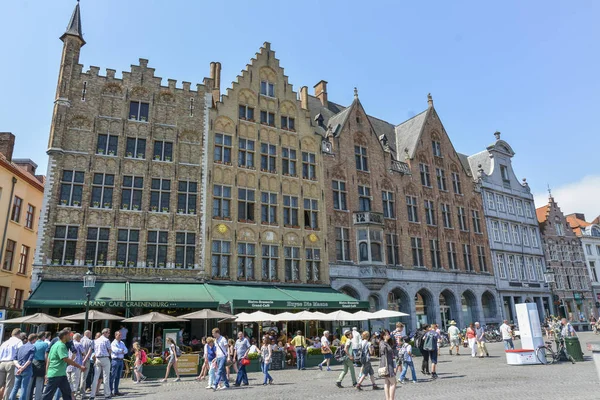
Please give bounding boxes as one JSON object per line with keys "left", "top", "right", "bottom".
{"left": 1, "top": 0, "right": 598, "bottom": 219}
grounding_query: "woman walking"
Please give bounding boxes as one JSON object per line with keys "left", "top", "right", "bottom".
{"left": 466, "top": 323, "right": 477, "bottom": 358}
{"left": 379, "top": 330, "right": 396, "bottom": 400}
{"left": 198, "top": 337, "right": 217, "bottom": 389}
{"left": 260, "top": 336, "right": 273, "bottom": 385}
{"left": 132, "top": 342, "right": 147, "bottom": 383}
{"left": 160, "top": 337, "right": 180, "bottom": 382}
{"left": 318, "top": 331, "right": 332, "bottom": 371}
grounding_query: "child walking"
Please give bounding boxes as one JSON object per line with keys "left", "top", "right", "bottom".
{"left": 132, "top": 342, "right": 147, "bottom": 383}
{"left": 398, "top": 337, "right": 417, "bottom": 384}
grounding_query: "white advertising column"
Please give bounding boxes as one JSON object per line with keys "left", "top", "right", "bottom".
{"left": 515, "top": 303, "right": 544, "bottom": 350}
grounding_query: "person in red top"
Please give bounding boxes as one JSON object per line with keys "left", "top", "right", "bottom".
{"left": 466, "top": 323, "right": 477, "bottom": 358}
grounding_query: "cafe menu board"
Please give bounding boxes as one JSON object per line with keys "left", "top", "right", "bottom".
{"left": 177, "top": 354, "right": 200, "bottom": 375}
{"left": 271, "top": 351, "right": 284, "bottom": 370}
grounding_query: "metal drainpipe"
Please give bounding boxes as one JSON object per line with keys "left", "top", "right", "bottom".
{"left": 0, "top": 177, "right": 17, "bottom": 268}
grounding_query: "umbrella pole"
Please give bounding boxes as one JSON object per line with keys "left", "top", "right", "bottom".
{"left": 152, "top": 323, "right": 155, "bottom": 355}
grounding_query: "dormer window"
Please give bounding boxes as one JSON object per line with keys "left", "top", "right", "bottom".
{"left": 500, "top": 165, "right": 510, "bottom": 182}
{"left": 432, "top": 140, "right": 442, "bottom": 157}
{"left": 260, "top": 81, "right": 275, "bottom": 97}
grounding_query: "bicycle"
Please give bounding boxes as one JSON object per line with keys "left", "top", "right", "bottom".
{"left": 535, "top": 338, "right": 575, "bottom": 365}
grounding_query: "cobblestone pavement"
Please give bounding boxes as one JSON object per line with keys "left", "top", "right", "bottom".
{"left": 116, "top": 332, "right": 599, "bottom": 399}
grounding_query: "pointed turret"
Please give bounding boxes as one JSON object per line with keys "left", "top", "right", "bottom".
{"left": 60, "top": 1, "right": 85, "bottom": 46}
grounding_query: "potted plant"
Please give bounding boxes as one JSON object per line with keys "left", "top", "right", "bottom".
{"left": 130, "top": 114, "right": 136, "bottom": 120}
{"left": 93, "top": 201, "right": 100, "bottom": 208}
{"left": 158, "top": 262, "right": 165, "bottom": 268}
{"left": 175, "top": 263, "right": 183, "bottom": 268}
{"left": 122, "top": 204, "right": 129, "bottom": 210}
{"left": 52, "top": 259, "right": 60, "bottom": 265}
{"left": 97, "top": 149, "right": 105, "bottom": 155}
{"left": 126, "top": 152, "right": 133, "bottom": 158}
{"left": 108, "top": 150, "right": 115, "bottom": 156}
{"left": 178, "top": 209, "right": 184, "bottom": 214}
{"left": 154, "top": 155, "right": 161, "bottom": 161}
{"left": 137, "top": 153, "right": 144, "bottom": 159}
{"left": 165, "top": 156, "right": 171, "bottom": 162}
{"left": 65, "top": 260, "right": 73, "bottom": 266}
{"left": 140, "top": 116, "right": 147, "bottom": 122}
{"left": 162, "top": 207, "right": 169, "bottom": 213}
{"left": 117, "top": 260, "right": 125, "bottom": 266}
{"left": 86, "top": 259, "right": 93, "bottom": 266}
{"left": 128, "top": 261, "right": 135, "bottom": 267}
{"left": 148, "top": 261, "right": 155, "bottom": 268}
{"left": 189, "top": 209, "right": 195, "bottom": 214}
{"left": 104, "top": 202, "right": 111, "bottom": 208}
{"left": 73, "top": 200, "right": 80, "bottom": 206}
{"left": 61, "top": 199, "right": 67, "bottom": 205}
{"left": 151, "top": 206, "right": 158, "bottom": 212}
{"left": 133, "top": 204, "right": 139, "bottom": 211}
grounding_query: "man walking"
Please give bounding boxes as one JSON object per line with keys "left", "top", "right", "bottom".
{"left": 110, "top": 331, "right": 127, "bottom": 397}
{"left": 0, "top": 328, "right": 23, "bottom": 400}
{"left": 41, "top": 330, "right": 86, "bottom": 400}
{"left": 500, "top": 320, "right": 514, "bottom": 350}
{"left": 211, "top": 328, "right": 230, "bottom": 391}
{"left": 423, "top": 325, "right": 439, "bottom": 379}
{"left": 8, "top": 333, "right": 36, "bottom": 400}
{"left": 90, "top": 328, "right": 112, "bottom": 400}
{"left": 447, "top": 320, "right": 460, "bottom": 356}
{"left": 67, "top": 333, "right": 83, "bottom": 397}
{"left": 30, "top": 333, "right": 48, "bottom": 400}
{"left": 560, "top": 318, "right": 576, "bottom": 337}
{"left": 233, "top": 332, "right": 250, "bottom": 386}
{"left": 290, "top": 331, "right": 307, "bottom": 370}
{"left": 351, "top": 328, "right": 361, "bottom": 366}
{"left": 78, "top": 330, "right": 93, "bottom": 395}
{"left": 335, "top": 330, "right": 356, "bottom": 388}
{"left": 475, "top": 322, "right": 489, "bottom": 357}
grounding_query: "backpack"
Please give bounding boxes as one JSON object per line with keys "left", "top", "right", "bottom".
{"left": 334, "top": 343, "right": 349, "bottom": 362}
{"left": 359, "top": 342, "right": 369, "bottom": 364}
{"left": 423, "top": 332, "right": 435, "bottom": 351}
{"left": 140, "top": 350, "right": 147, "bottom": 364}
{"left": 175, "top": 345, "right": 182, "bottom": 357}
{"left": 414, "top": 331, "right": 425, "bottom": 350}
{"left": 398, "top": 343, "right": 410, "bottom": 362}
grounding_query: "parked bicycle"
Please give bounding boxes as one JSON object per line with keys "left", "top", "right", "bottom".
{"left": 535, "top": 327, "right": 575, "bottom": 365}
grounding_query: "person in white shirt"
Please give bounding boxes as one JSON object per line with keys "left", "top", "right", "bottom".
{"left": 447, "top": 320, "right": 461, "bottom": 356}
{"left": 318, "top": 331, "right": 333, "bottom": 371}
{"left": 560, "top": 318, "right": 576, "bottom": 337}
{"left": 0, "top": 328, "right": 23, "bottom": 400}
{"left": 355, "top": 332, "right": 380, "bottom": 391}
{"left": 351, "top": 327, "right": 361, "bottom": 364}
{"left": 500, "top": 320, "right": 514, "bottom": 350}
{"left": 398, "top": 336, "right": 417, "bottom": 384}
{"left": 90, "top": 328, "right": 112, "bottom": 400}
{"left": 211, "top": 328, "right": 230, "bottom": 391}
{"left": 110, "top": 331, "right": 127, "bottom": 395}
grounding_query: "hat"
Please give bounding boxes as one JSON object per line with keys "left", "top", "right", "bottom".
{"left": 449, "top": 320, "right": 457, "bottom": 325}
{"left": 343, "top": 329, "right": 351, "bottom": 336}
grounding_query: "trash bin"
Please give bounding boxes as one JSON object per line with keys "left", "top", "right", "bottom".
{"left": 564, "top": 337, "right": 585, "bottom": 361}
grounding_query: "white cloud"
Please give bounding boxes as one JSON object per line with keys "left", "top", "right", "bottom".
{"left": 533, "top": 175, "right": 600, "bottom": 221}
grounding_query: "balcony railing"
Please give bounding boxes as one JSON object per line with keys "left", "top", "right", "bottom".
{"left": 353, "top": 211, "right": 384, "bottom": 225}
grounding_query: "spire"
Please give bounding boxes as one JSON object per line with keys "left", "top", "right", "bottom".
{"left": 427, "top": 93, "right": 433, "bottom": 108}
{"left": 547, "top": 184, "right": 554, "bottom": 201}
{"left": 354, "top": 87, "right": 358, "bottom": 100}
{"left": 60, "top": 1, "right": 85, "bottom": 45}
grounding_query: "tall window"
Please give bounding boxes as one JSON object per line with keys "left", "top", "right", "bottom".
{"left": 447, "top": 242, "right": 458, "bottom": 270}
{"left": 355, "top": 146, "right": 368, "bottom": 171}
{"left": 11, "top": 196, "right": 22, "bottom": 223}
{"left": 492, "top": 221, "right": 501, "bottom": 241}
{"left": 260, "top": 111, "right": 275, "bottom": 126}
{"left": 516, "top": 256, "right": 526, "bottom": 281}
{"left": 486, "top": 191, "right": 495, "bottom": 210}
{"left": 0, "top": 287, "right": 7, "bottom": 308}
{"left": 382, "top": 191, "right": 395, "bottom": 218}
{"left": 96, "top": 133, "right": 118, "bottom": 155}
{"left": 238, "top": 188, "right": 255, "bottom": 222}
{"left": 121, "top": 176, "right": 143, "bottom": 210}
{"left": 175, "top": 232, "right": 195, "bottom": 268}
{"left": 260, "top": 81, "right": 275, "bottom": 97}
{"left": 238, "top": 138, "right": 255, "bottom": 168}
{"left": 463, "top": 244, "right": 473, "bottom": 272}
{"left": 51, "top": 226, "right": 78, "bottom": 264}
{"left": 496, "top": 254, "right": 507, "bottom": 279}
{"left": 477, "top": 246, "right": 487, "bottom": 272}
{"left": 306, "top": 248, "right": 321, "bottom": 282}
{"left": 25, "top": 205, "right": 35, "bottom": 230}
{"left": 125, "top": 137, "right": 146, "bottom": 159}
{"left": 59, "top": 170, "right": 84, "bottom": 206}
{"left": 555, "top": 220, "right": 564, "bottom": 236}
{"left": 302, "top": 152, "right": 316, "bottom": 180}
{"left": 522, "top": 228, "right": 530, "bottom": 246}
{"left": 261, "top": 192, "right": 277, "bottom": 225}
{"left": 430, "top": 239, "right": 442, "bottom": 269}
{"left": 281, "top": 116, "right": 295, "bottom": 131}
{"left": 335, "top": 227, "right": 351, "bottom": 261}
{"left": 457, "top": 207, "right": 468, "bottom": 231}
{"left": 406, "top": 196, "right": 419, "bottom": 222}
{"left": 262, "top": 245, "right": 278, "bottom": 280}
{"left": 283, "top": 196, "right": 299, "bottom": 227}
{"left": 13, "top": 289, "right": 24, "bottom": 310}
{"left": 129, "top": 101, "right": 149, "bottom": 121}
{"left": 535, "top": 258, "right": 544, "bottom": 282}
{"left": 432, "top": 140, "right": 442, "bottom": 157}
{"left": 211, "top": 240, "right": 231, "bottom": 277}
{"left": 213, "top": 134, "right": 232, "bottom": 164}
{"left": 419, "top": 164, "right": 431, "bottom": 187}
{"left": 502, "top": 223, "right": 511, "bottom": 243}
{"left": 2, "top": 239, "right": 15, "bottom": 271}
{"left": 441, "top": 204, "right": 452, "bottom": 228}
{"left": 147, "top": 231, "right": 168, "bottom": 267}
{"left": 526, "top": 257, "right": 536, "bottom": 281}
{"left": 500, "top": 165, "right": 510, "bottom": 182}
{"left": 451, "top": 172, "right": 462, "bottom": 194}
{"left": 358, "top": 229, "right": 383, "bottom": 262}
{"left": 91, "top": 173, "right": 114, "bottom": 209}
{"left": 303, "top": 199, "right": 319, "bottom": 229}
{"left": 153, "top": 140, "right": 173, "bottom": 162}
{"left": 515, "top": 199, "right": 524, "bottom": 216}
{"left": 512, "top": 224, "right": 521, "bottom": 245}
{"left": 424, "top": 200, "right": 436, "bottom": 226}
{"left": 524, "top": 201, "right": 533, "bottom": 218}
{"left": 506, "top": 197, "right": 515, "bottom": 214}
{"left": 238, "top": 105, "right": 255, "bottom": 121}
{"left": 386, "top": 233, "right": 400, "bottom": 265}
{"left": 237, "top": 243, "right": 255, "bottom": 279}
{"left": 436, "top": 168, "right": 447, "bottom": 191}
{"left": 150, "top": 178, "right": 171, "bottom": 212}
{"left": 471, "top": 210, "right": 482, "bottom": 233}
{"left": 411, "top": 237, "right": 424, "bottom": 267}
{"left": 332, "top": 181, "right": 347, "bottom": 211}
{"left": 496, "top": 194, "right": 506, "bottom": 211}
{"left": 85, "top": 228, "right": 109, "bottom": 265}
{"left": 17, "top": 245, "right": 29, "bottom": 274}
{"left": 177, "top": 181, "right": 197, "bottom": 214}
{"left": 117, "top": 229, "right": 139, "bottom": 267}
{"left": 358, "top": 186, "right": 371, "bottom": 211}
{"left": 282, "top": 148, "right": 296, "bottom": 176}
{"left": 507, "top": 255, "right": 517, "bottom": 280}
{"left": 212, "top": 185, "right": 231, "bottom": 219}
{"left": 260, "top": 143, "right": 277, "bottom": 173}
{"left": 284, "top": 247, "right": 300, "bottom": 282}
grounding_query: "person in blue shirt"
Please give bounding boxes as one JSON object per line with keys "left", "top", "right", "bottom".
{"left": 30, "top": 333, "right": 48, "bottom": 400}
{"left": 9, "top": 333, "right": 37, "bottom": 400}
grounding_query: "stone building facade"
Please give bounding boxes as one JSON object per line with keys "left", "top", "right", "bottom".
{"left": 310, "top": 89, "right": 500, "bottom": 331}
{"left": 204, "top": 43, "right": 329, "bottom": 284}
{"left": 536, "top": 195, "right": 593, "bottom": 329}
{"left": 32, "top": 3, "right": 212, "bottom": 287}
{"left": 468, "top": 133, "right": 552, "bottom": 322}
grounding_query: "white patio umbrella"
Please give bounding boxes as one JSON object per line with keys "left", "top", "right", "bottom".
{"left": 370, "top": 309, "right": 410, "bottom": 319}
{"left": 318, "top": 310, "right": 359, "bottom": 321}
{"left": 122, "top": 312, "right": 188, "bottom": 354}
{"left": 270, "top": 312, "right": 297, "bottom": 321}
{"left": 351, "top": 311, "right": 375, "bottom": 320}
{"left": 62, "top": 310, "right": 124, "bottom": 333}
{"left": 1, "top": 313, "right": 77, "bottom": 332}
{"left": 179, "top": 309, "right": 234, "bottom": 337}
{"left": 233, "top": 311, "right": 278, "bottom": 323}
{"left": 288, "top": 310, "right": 318, "bottom": 321}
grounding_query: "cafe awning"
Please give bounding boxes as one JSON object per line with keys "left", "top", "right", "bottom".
{"left": 25, "top": 281, "right": 126, "bottom": 308}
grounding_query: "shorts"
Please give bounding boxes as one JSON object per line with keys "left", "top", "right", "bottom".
{"left": 429, "top": 350, "right": 438, "bottom": 364}
{"left": 450, "top": 338, "right": 460, "bottom": 347}
{"left": 323, "top": 354, "right": 332, "bottom": 359}
{"left": 360, "top": 361, "right": 374, "bottom": 376}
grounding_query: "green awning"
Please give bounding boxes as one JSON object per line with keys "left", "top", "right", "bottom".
{"left": 129, "top": 283, "right": 218, "bottom": 308}
{"left": 24, "top": 281, "right": 126, "bottom": 308}
{"left": 206, "top": 283, "right": 368, "bottom": 310}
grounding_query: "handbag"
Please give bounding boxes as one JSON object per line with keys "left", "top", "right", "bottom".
{"left": 377, "top": 367, "right": 389, "bottom": 378}
{"left": 240, "top": 357, "right": 251, "bottom": 366}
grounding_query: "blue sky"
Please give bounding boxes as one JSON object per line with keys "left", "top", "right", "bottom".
{"left": 1, "top": 0, "right": 598, "bottom": 217}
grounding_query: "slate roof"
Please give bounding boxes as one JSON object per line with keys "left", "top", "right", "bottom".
{"left": 467, "top": 150, "right": 492, "bottom": 177}
{"left": 393, "top": 109, "right": 428, "bottom": 158}
{"left": 61, "top": 2, "right": 85, "bottom": 45}
{"left": 457, "top": 153, "right": 473, "bottom": 177}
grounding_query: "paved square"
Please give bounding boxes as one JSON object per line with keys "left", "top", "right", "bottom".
{"left": 118, "top": 332, "right": 599, "bottom": 399}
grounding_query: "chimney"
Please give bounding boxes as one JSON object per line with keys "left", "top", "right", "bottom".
{"left": 13, "top": 159, "right": 38, "bottom": 175}
{"left": 300, "top": 86, "right": 308, "bottom": 110}
{"left": 210, "top": 62, "right": 221, "bottom": 105}
{"left": 567, "top": 213, "right": 586, "bottom": 221}
{"left": 0, "top": 132, "right": 15, "bottom": 161}
{"left": 314, "top": 80, "right": 328, "bottom": 107}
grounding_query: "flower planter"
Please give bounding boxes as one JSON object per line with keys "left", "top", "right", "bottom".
{"left": 305, "top": 354, "right": 341, "bottom": 368}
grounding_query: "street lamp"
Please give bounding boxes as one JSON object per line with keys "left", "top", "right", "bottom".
{"left": 83, "top": 266, "right": 97, "bottom": 331}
